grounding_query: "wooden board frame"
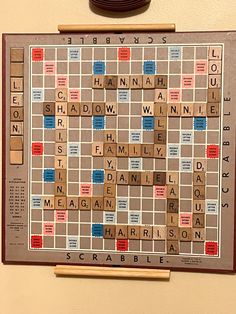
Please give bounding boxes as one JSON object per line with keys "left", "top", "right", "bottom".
{"left": 2, "top": 30, "right": 236, "bottom": 273}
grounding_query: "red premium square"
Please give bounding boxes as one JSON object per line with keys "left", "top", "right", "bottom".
{"left": 116, "top": 239, "right": 128, "bottom": 251}
{"left": 118, "top": 48, "right": 131, "bottom": 61}
{"left": 205, "top": 241, "right": 218, "bottom": 255}
{"left": 32, "top": 48, "right": 44, "bottom": 61}
{"left": 207, "top": 145, "right": 219, "bottom": 158}
{"left": 31, "top": 235, "right": 43, "bottom": 249}
{"left": 32, "top": 142, "right": 43, "bottom": 155}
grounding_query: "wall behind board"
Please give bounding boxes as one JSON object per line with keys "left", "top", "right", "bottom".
{"left": 0, "top": 0, "right": 236, "bottom": 313}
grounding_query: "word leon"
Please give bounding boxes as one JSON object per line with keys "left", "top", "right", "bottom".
{"left": 92, "top": 75, "right": 167, "bottom": 90}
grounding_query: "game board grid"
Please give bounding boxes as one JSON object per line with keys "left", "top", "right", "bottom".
{"left": 29, "top": 44, "right": 222, "bottom": 255}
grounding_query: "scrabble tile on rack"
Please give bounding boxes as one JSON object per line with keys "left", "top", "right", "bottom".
{"left": 54, "top": 183, "right": 67, "bottom": 196}
{"left": 154, "top": 144, "right": 166, "bottom": 158}
{"left": 154, "top": 130, "right": 166, "bottom": 144}
{"left": 130, "top": 75, "right": 143, "bottom": 89}
{"left": 104, "top": 130, "right": 116, "bottom": 143}
{"left": 92, "top": 75, "right": 104, "bottom": 89}
{"left": 167, "top": 213, "right": 179, "bottom": 227}
{"left": 104, "top": 143, "right": 117, "bottom": 157}
{"left": 10, "top": 122, "right": 23, "bottom": 135}
{"left": 117, "top": 171, "right": 129, "bottom": 185}
{"left": 11, "top": 93, "right": 23, "bottom": 107}
{"left": 10, "top": 107, "right": 24, "bottom": 121}
{"left": 43, "top": 102, "right": 55, "bottom": 116}
{"left": 104, "top": 157, "right": 117, "bottom": 170}
{"left": 10, "top": 48, "right": 24, "bottom": 62}
{"left": 116, "top": 225, "right": 128, "bottom": 239}
{"left": 207, "top": 89, "right": 221, "bottom": 103}
{"left": 10, "top": 136, "right": 23, "bottom": 151}
{"left": 54, "top": 156, "right": 67, "bottom": 169}
{"left": 192, "top": 228, "right": 205, "bottom": 241}
{"left": 104, "top": 76, "right": 118, "bottom": 89}
{"left": 168, "top": 103, "right": 181, "bottom": 116}
{"left": 56, "top": 102, "right": 67, "bottom": 115}
{"left": 207, "top": 103, "right": 220, "bottom": 117}
{"left": 104, "top": 197, "right": 116, "bottom": 211}
{"left": 193, "top": 186, "right": 205, "bottom": 200}
{"left": 181, "top": 103, "right": 193, "bottom": 116}
{"left": 55, "top": 143, "right": 67, "bottom": 156}
{"left": 193, "top": 172, "right": 205, "bottom": 186}
{"left": 11, "top": 78, "right": 24, "bottom": 92}
{"left": 143, "top": 75, "right": 155, "bottom": 89}
{"left": 154, "top": 117, "right": 167, "bottom": 130}
{"left": 10, "top": 63, "right": 24, "bottom": 77}
{"left": 105, "top": 102, "right": 117, "bottom": 116}
{"left": 10, "top": 151, "right": 23, "bottom": 165}
{"left": 79, "top": 197, "right": 91, "bottom": 210}
{"left": 55, "top": 169, "right": 67, "bottom": 182}
{"left": 167, "top": 227, "right": 179, "bottom": 240}
{"left": 67, "top": 102, "right": 80, "bottom": 116}
{"left": 104, "top": 170, "right": 116, "bottom": 184}
{"left": 155, "top": 75, "right": 168, "bottom": 89}
{"left": 167, "top": 185, "right": 179, "bottom": 199}
{"left": 128, "top": 225, "right": 140, "bottom": 239}
{"left": 167, "top": 241, "right": 179, "bottom": 254}
{"left": 104, "top": 184, "right": 116, "bottom": 197}
{"left": 140, "top": 226, "right": 153, "bottom": 240}
{"left": 93, "top": 102, "right": 105, "bottom": 116}
{"left": 141, "top": 144, "right": 154, "bottom": 158}
{"left": 55, "top": 88, "right": 67, "bottom": 101}
{"left": 80, "top": 102, "right": 92, "bottom": 116}
{"left": 179, "top": 228, "right": 192, "bottom": 241}
{"left": 141, "top": 171, "right": 154, "bottom": 186}
{"left": 92, "top": 197, "right": 104, "bottom": 211}
{"left": 167, "top": 199, "right": 179, "bottom": 213}
{"left": 55, "top": 130, "right": 67, "bottom": 143}
{"left": 129, "top": 144, "right": 141, "bottom": 157}
{"left": 92, "top": 142, "right": 104, "bottom": 156}
{"left": 129, "top": 172, "right": 141, "bottom": 186}
{"left": 117, "top": 75, "right": 130, "bottom": 89}
{"left": 153, "top": 172, "right": 166, "bottom": 185}
{"left": 104, "top": 225, "right": 116, "bottom": 239}
{"left": 192, "top": 213, "right": 205, "bottom": 228}
{"left": 67, "top": 197, "right": 79, "bottom": 210}
{"left": 154, "top": 103, "right": 167, "bottom": 116}
{"left": 43, "top": 196, "right": 54, "bottom": 209}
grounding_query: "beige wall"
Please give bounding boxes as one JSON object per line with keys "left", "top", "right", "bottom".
{"left": 1, "top": 0, "right": 236, "bottom": 313}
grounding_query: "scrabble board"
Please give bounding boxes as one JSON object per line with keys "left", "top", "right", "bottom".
{"left": 2, "top": 31, "right": 236, "bottom": 272}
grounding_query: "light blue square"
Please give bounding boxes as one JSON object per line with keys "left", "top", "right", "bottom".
{"left": 32, "top": 89, "right": 44, "bottom": 102}
{"left": 169, "top": 46, "right": 181, "bottom": 60}
{"left": 118, "top": 90, "right": 130, "bottom": 102}
{"left": 69, "top": 48, "right": 80, "bottom": 61}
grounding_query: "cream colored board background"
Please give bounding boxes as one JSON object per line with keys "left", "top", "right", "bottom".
{"left": 1, "top": 0, "right": 236, "bottom": 313}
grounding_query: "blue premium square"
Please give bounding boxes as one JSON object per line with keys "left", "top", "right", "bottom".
{"left": 92, "top": 170, "right": 104, "bottom": 184}
{"left": 143, "top": 61, "right": 156, "bottom": 74}
{"left": 194, "top": 117, "right": 207, "bottom": 130}
{"left": 44, "top": 116, "right": 55, "bottom": 129}
{"left": 44, "top": 169, "right": 55, "bottom": 182}
{"left": 93, "top": 116, "right": 105, "bottom": 129}
{"left": 92, "top": 224, "right": 103, "bottom": 237}
{"left": 93, "top": 61, "right": 105, "bottom": 75}
{"left": 143, "top": 117, "right": 154, "bottom": 130}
